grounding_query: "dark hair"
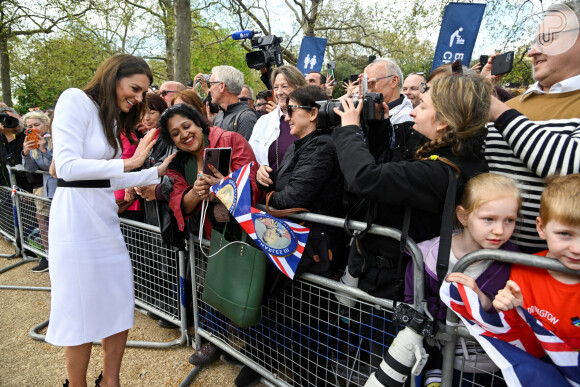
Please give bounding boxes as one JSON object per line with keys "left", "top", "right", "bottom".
{"left": 288, "top": 85, "right": 329, "bottom": 107}
{"left": 307, "top": 71, "right": 326, "bottom": 85}
{"left": 147, "top": 92, "right": 167, "bottom": 113}
{"left": 171, "top": 90, "right": 207, "bottom": 120}
{"left": 83, "top": 54, "right": 153, "bottom": 156}
{"left": 256, "top": 90, "right": 268, "bottom": 101}
{"left": 158, "top": 103, "right": 209, "bottom": 145}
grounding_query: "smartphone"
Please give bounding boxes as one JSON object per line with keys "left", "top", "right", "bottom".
{"left": 203, "top": 147, "right": 232, "bottom": 178}
{"left": 326, "top": 62, "right": 337, "bottom": 85}
{"left": 25, "top": 128, "right": 40, "bottom": 148}
{"left": 479, "top": 55, "right": 489, "bottom": 71}
{"left": 267, "top": 90, "right": 274, "bottom": 103}
{"left": 350, "top": 74, "right": 360, "bottom": 83}
{"left": 491, "top": 51, "right": 514, "bottom": 76}
{"left": 451, "top": 59, "right": 463, "bottom": 76}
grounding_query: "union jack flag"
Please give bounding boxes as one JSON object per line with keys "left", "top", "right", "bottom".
{"left": 210, "top": 162, "right": 309, "bottom": 279}
{"left": 440, "top": 281, "right": 580, "bottom": 386}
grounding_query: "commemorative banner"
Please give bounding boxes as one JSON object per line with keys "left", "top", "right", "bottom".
{"left": 210, "top": 162, "right": 310, "bottom": 279}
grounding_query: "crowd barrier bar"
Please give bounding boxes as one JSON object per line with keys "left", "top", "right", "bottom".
{"left": 440, "top": 250, "right": 580, "bottom": 386}
{"left": 184, "top": 208, "right": 426, "bottom": 387}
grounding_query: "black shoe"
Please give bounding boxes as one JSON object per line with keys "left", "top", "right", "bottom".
{"left": 63, "top": 379, "right": 69, "bottom": 387}
{"left": 157, "top": 317, "right": 177, "bottom": 329}
{"left": 188, "top": 342, "right": 222, "bottom": 366}
{"left": 235, "top": 366, "right": 261, "bottom": 387}
{"left": 95, "top": 371, "right": 103, "bottom": 386}
{"left": 31, "top": 257, "right": 48, "bottom": 272}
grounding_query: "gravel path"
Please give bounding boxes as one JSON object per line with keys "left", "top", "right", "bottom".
{"left": 0, "top": 237, "right": 263, "bottom": 386}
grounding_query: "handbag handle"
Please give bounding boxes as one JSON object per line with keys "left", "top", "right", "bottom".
{"left": 265, "top": 191, "right": 310, "bottom": 218}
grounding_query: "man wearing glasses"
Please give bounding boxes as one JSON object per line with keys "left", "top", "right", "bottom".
{"left": 159, "top": 81, "right": 186, "bottom": 105}
{"left": 402, "top": 72, "right": 427, "bottom": 108}
{"left": 209, "top": 66, "right": 257, "bottom": 140}
{"left": 238, "top": 85, "right": 255, "bottom": 110}
{"left": 485, "top": 1, "right": 580, "bottom": 253}
{"left": 364, "top": 58, "right": 413, "bottom": 125}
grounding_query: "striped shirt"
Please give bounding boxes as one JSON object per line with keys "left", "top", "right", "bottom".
{"left": 485, "top": 109, "right": 580, "bottom": 252}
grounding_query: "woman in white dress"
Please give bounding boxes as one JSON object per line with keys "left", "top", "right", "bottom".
{"left": 47, "top": 54, "right": 175, "bottom": 387}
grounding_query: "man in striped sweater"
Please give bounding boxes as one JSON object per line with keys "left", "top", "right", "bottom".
{"left": 485, "top": 1, "right": 580, "bottom": 253}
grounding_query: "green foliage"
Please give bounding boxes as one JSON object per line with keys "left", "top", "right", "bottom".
{"left": 11, "top": 33, "right": 112, "bottom": 110}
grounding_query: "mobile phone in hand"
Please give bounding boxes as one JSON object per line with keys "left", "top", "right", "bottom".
{"left": 25, "top": 128, "right": 40, "bottom": 149}
{"left": 491, "top": 51, "right": 514, "bottom": 76}
{"left": 327, "top": 62, "right": 337, "bottom": 85}
{"left": 203, "top": 147, "right": 232, "bottom": 178}
{"left": 479, "top": 55, "right": 489, "bottom": 71}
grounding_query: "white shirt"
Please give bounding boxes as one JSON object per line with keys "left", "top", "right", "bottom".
{"left": 520, "top": 74, "right": 580, "bottom": 99}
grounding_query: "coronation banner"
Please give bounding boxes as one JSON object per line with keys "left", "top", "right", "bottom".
{"left": 431, "top": 2, "right": 486, "bottom": 72}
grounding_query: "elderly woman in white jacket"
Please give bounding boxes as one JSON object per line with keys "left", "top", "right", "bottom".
{"left": 249, "top": 65, "right": 306, "bottom": 172}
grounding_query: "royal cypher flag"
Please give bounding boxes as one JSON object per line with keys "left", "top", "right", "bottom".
{"left": 209, "top": 162, "right": 309, "bottom": 279}
{"left": 440, "top": 281, "right": 580, "bottom": 387}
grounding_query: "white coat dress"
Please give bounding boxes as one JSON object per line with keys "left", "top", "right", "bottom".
{"left": 46, "top": 88, "right": 160, "bottom": 346}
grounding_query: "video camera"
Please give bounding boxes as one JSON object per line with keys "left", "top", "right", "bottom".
{"left": 316, "top": 92, "right": 384, "bottom": 129}
{"left": 0, "top": 113, "right": 20, "bottom": 129}
{"left": 232, "top": 30, "right": 284, "bottom": 70}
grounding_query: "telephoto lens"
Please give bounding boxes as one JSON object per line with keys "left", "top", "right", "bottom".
{"left": 335, "top": 267, "right": 359, "bottom": 307}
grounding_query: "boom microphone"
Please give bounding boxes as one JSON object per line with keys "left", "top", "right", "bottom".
{"left": 231, "top": 30, "right": 254, "bottom": 40}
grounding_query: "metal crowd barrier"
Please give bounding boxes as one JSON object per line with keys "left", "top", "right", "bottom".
{"left": 440, "top": 250, "right": 580, "bottom": 386}
{"left": 1, "top": 168, "right": 189, "bottom": 348}
{"left": 182, "top": 210, "right": 426, "bottom": 387}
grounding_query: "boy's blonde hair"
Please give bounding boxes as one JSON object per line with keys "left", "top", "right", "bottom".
{"left": 540, "top": 174, "right": 580, "bottom": 226}
{"left": 459, "top": 173, "right": 522, "bottom": 216}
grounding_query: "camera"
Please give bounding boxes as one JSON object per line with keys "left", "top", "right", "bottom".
{"left": 364, "top": 304, "right": 434, "bottom": 387}
{"left": 0, "top": 113, "right": 20, "bottom": 129}
{"left": 232, "top": 30, "right": 283, "bottom": 70}
{"left": 204, "top": 92, "right": 220, "bottom": 114}
{"left": 316, "top": 92, "right": 384, "bottom": 129}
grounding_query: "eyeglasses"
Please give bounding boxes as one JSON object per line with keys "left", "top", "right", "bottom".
{"left": 160, "top": 90, "right": 177, "bottom": 97}
{"left": 420, "top": 82, "right": 429, "bottom": 93}
{"left": 206, "top": 81, "right": 221, "bottom": 88}
{"left": 369, "top": 74, "right": 395, "bottom": 84}
{"left": 287, "top": 105, "right": 314, "bottom": 118}
{"left": 256, "top": 102, "right": 267, "bottom": 107}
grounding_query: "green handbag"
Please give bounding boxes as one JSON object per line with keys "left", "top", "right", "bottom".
{"left": 202, "top": 223, "right": 267, "bottom": 328}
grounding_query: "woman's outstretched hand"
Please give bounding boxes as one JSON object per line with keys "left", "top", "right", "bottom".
{"left": 125, "top": 129, "right": 158, "bottom": 171}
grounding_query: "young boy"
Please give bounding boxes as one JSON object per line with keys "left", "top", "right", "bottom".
{"left": 493, "top": 173, "right": 580, "bottom": 350}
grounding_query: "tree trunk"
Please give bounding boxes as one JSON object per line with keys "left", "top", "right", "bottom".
{"left": 0, "top": 33, "right": 12, "bottom": 106}
{"left": 161, "top": 0, "right": 175, "bottom": 81}
{"left": 173, "top": 0, "right": 191, "bottom": 85}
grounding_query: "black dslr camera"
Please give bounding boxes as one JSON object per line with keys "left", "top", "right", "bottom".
{"left": 393, "top": 303, "right": 436, "bottom": 338}
{"left": 0, "top": 113, "right": 20, "bottom": 129}
{"left": 316, "top": 92, "right": 384, "bottom": 129}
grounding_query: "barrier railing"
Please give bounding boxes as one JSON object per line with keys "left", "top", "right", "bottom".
{"left": 440, "top": 250, "right": 580, "bottom": 386}
{"left": 4, "top": 167, "right": 572, "bottom": 385}
{"left": 183, "top": 209, "right": 426, "bottom": 387}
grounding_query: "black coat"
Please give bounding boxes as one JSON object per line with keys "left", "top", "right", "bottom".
{"left": 260, "top": 129, "right": 348, "bottom": 286}
{"left": 266, "top": 129, "right": 345, "bottom": 218}
{"left": 332, "top": 123, "right": 488, "bottom": 298}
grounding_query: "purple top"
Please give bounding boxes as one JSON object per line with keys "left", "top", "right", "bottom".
{"left": 404, "top": 236, "right": 518, "bottom": 321}
{"left": 267, "top": 116, "right": 298, "bottom": 171}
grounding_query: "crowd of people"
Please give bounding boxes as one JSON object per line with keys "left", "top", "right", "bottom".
{"left": 0, "top": 1, "right": 579, "bottom": 386}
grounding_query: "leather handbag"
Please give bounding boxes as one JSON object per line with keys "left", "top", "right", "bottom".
{"left": 202, "top": 222, "right": 266, "bottom": 329}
